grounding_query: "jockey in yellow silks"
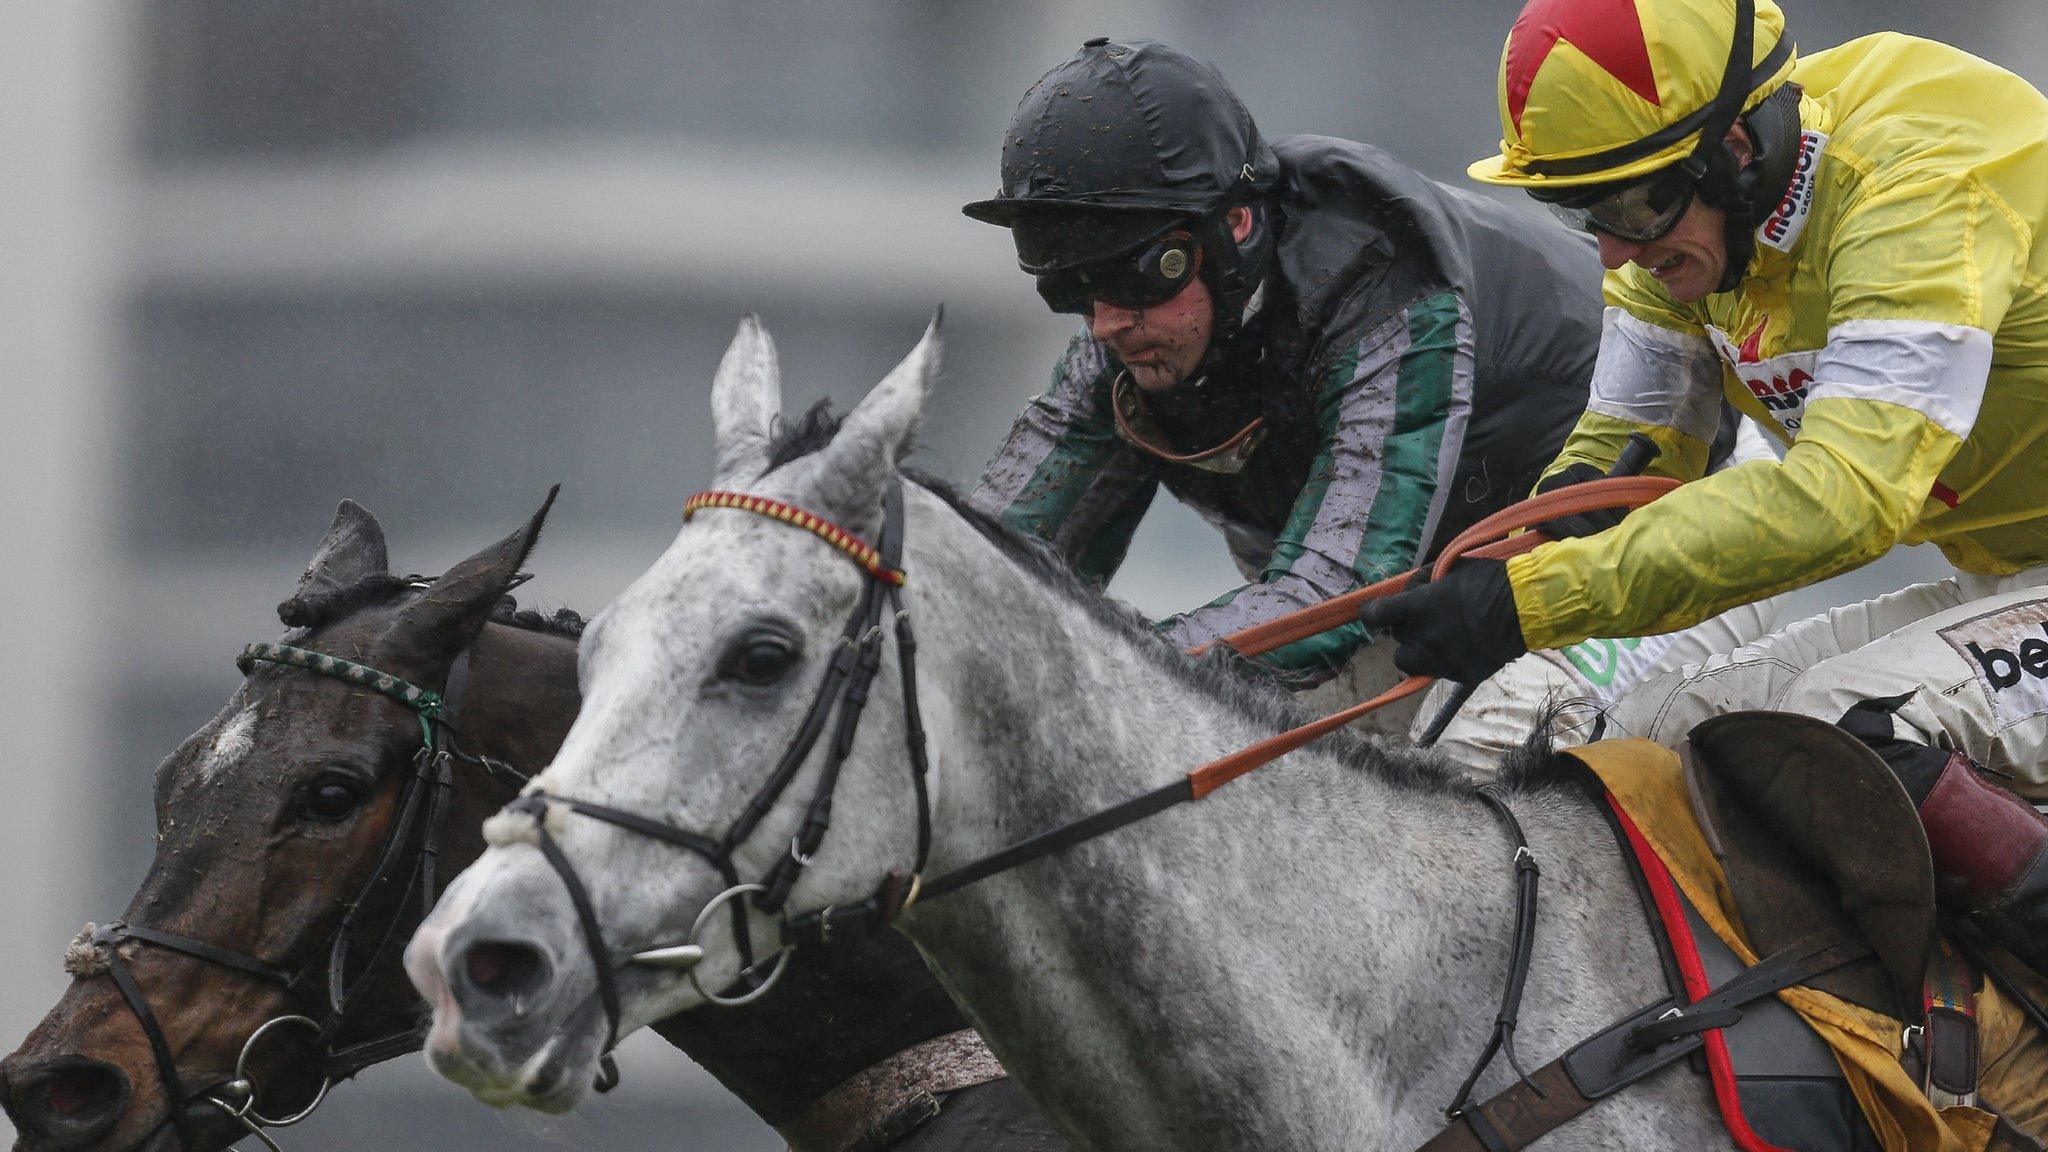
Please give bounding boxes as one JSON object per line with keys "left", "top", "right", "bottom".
{"left": 1361, "top": 0, "right": 2048, "bottom": 983}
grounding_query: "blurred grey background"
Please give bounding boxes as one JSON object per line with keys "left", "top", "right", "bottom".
{"left": 2, "top": 2, "right": 2039, "bottom": 1148}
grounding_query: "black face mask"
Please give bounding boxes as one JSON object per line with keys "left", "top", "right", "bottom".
{"left": 1034, "top": 231, "right": 1203, "bottom": 315}
{"left": 1145, "top": 362, "right": 1267, "bottom": 448}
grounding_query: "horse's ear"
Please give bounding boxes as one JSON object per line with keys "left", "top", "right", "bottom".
{"left": 711, "top": 314, "right": 784, "bottom": 485}
{"left": 812, "top": 310, "right": 941, "bottom": 515}
{"left": 294, "top": 500, "right": 389, "bottom": 601}
{"left": 393, "top": 486, "right": 558, "bottom": 656}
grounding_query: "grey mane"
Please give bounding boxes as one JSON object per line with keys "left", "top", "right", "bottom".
{"left": 760, "top": 399, "right": 1577, "bottom": 799}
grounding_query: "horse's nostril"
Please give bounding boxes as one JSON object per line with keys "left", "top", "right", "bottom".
{"left": 6, "top": 1057, "right": 129, "bottom": 1139}
{"left": 462, "top": 940, "right": 550, "bottom": 1001}
{"left": 44, "top": 1067, "right": 103, "bottom": 1115}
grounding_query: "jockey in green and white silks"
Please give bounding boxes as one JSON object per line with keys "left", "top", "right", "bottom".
{"left": 962, "top": 37, "right": 1779, "bottom": 750}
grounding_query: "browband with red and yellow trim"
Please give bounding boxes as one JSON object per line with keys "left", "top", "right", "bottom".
{"left": 683, "top": 491, "right": 907, "bottom": 586}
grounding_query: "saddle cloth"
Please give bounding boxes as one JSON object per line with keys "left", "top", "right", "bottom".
{"left": 1567, "top": 731, "right": 2048, "bottom": 1152}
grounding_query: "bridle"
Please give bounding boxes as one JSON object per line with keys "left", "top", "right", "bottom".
{"left": 75, "top": 639, "right": 521, "bottom": 1152}
{"left": 502, "top": 480, "right": 933, "bottom": 1059}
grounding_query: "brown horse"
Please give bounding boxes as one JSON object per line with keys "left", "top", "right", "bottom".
{"left": 0, "top": 496, "right": 1061, "bottom": 1152}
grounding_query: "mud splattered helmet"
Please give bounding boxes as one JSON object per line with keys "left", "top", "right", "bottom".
{"left": 964, "top": 38, "right": 1278, "bottom": 349}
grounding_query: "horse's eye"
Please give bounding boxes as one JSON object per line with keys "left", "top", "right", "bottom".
{"left": 302, "top": 778, "right": 363, "bottom": 822}
{"left": 726, "top": 639, "right": 796, "bottom": 686}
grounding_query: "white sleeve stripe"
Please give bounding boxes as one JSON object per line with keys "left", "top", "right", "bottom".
{"left": 1414, "top": 296, "right": 1475, "bottom": 557}
{"left": 1608, "top": 308, "right": 1709, "bottom": 353}
{"left": 1813, "top": 319, "right": 1993, "bottom": 441}
{"left": 1588, "top": 308, "right": 1723, "bottom": 441}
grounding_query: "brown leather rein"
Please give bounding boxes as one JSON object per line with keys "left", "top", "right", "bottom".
{"left": 1183, "top": 473, "right": 1678, "bottom": 796}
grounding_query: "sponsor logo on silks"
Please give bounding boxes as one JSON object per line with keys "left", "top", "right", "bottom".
{"left": 1756, "top": 129, "right": 1828, "bottom": 254}
{"left": 1557, "top": 629, "right": 1686, "bottom": 702}
{"left": 1708, "top": 318, "right": 1818, "bottom": 434}
{"left": 1939, "top": 599, "right": 2048, "bottom": 729}
{"left": 1562, "top": 635, "right": 1644, "bottom": 688}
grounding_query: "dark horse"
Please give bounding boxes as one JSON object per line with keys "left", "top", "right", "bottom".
{"left": 0, "top": 496, "right": 1061, "bottom": 1152}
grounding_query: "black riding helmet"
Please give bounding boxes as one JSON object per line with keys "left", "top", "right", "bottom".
{"left": 964, "top": 38, "right": 1279, "bottom": 354}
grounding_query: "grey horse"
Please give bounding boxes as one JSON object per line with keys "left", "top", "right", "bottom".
{"left": 406, "top": 317, "right": 1728, "bottom": 1150}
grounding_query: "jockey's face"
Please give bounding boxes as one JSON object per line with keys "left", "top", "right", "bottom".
{"left": 1087, "top": 206, "right": 1254, "bottom": 391}
{"left": 1087, "top": 272, "right": 1215, "bottom": 391}
{"left": 1593, "top": 199, "right": 1730, "bottom": 303}
{"left": 1589, "top": 127, "right": 1755, "bottom": 303}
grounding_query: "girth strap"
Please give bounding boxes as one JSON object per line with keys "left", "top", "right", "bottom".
{"left": 1442, "top": 788, "right": 1543, "bottom": 1119}
{"left": 1419, "top": 928, "right": 1871, "bottom": 1152}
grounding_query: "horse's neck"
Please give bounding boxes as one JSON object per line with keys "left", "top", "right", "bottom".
{"left": 896, "top": 495, "right": 1671, "bottom": 1149}
{"left": 648, "top": 930, "right": 971, "bottom": 1128}
{"left": 455, "top": 622, "right": 581, "bottom": 785}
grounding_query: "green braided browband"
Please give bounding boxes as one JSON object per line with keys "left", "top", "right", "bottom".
{"left": 236, "top": 642, "right": 444, "bottom": 720}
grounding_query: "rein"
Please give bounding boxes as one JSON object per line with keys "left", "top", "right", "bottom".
{"left": 73, "top": 640, "right": 519, "bottom": 1152}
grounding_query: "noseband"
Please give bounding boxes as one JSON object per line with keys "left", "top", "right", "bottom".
{"left": 504, "top": 479, "right": 934, "bottom": 1052}
{"left": 73, "top": 640, "right": 517, "bottom": 1152}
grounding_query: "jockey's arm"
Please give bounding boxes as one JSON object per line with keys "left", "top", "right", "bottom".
{"left": 1161, "top": 292, "right": 1473, "bottom": 682}
{"left": 1511, "top": 168, "right": 2021, "bottom": 651}
{"left": 1515, "top": 162, "right": 2023, "bottom": 651}
{"left": 1510, "top": 394, "right": 1965, "bottom": 649}
{"left": 969, "top": 330, "right": 1159, "bottom": 589}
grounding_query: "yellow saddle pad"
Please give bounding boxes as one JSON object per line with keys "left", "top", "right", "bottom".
{"left": 1567, "top": 736, "right": 2048, "bottom": 1152}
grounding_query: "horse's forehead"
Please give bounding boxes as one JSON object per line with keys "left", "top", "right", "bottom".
{"left": 624, "top": 503, "right": 861, "bottom": 623}
{"left": 161, "top": 671, "right": 387, "bottom": 802}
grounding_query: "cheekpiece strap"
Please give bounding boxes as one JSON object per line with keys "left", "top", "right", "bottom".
{"left": 684, "top": 491, "right": 907, "bottom": 587}
{"left": 237, "top": 642, "right": 445, "bottom": 720}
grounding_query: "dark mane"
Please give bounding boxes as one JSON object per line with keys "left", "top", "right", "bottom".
{"left": 278, "top": 575, "right": 587, "bottom": 639}
{"left": 767, "top": 395, "right": 1564, "bottom": 795}
{"left": 1488, "top": 706, "right": 1588, "bottom": 795}
{"left": 767, "top": 399, "right": 847, "bottom": 468}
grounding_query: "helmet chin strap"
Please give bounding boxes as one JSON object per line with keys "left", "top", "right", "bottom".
{"left": 1704, "top": 81, "right": 1805, "bottom": 293}
{"left": 1163, "top": 203, "right": 1265, "bottom": 397}
{"left": 1676, "top": 0, "right": 1800, "bottom": 295}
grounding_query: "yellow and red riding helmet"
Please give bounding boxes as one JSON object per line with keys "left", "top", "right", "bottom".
{"left": 1470, "top": 0, "right": 1798, "bottom": 191}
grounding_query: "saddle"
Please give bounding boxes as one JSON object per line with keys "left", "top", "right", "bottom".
{"left": 1572, "top": 712, "right": 2048, "bottom": 1152}
{"left": 1685, "top": 709, "right": 1934, "bottom": 1016}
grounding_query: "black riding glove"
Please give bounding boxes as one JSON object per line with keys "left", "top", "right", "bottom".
{"left": 1356, "top": 558, "right": 1528, "bottom": 684}
{"left": 1534, "top": 463, "right": 1630, "bottom": 539}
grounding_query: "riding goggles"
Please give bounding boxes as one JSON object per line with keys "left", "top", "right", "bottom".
{"left": 1539, "top": 165, "right": 1699, "bottom": 243}
{"left": 1035, "top": 231, "right": 1204, "bottom": 315}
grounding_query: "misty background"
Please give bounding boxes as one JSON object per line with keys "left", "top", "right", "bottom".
{"left": 4, "top": 2, "right": 2039, "bottom": 1148}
